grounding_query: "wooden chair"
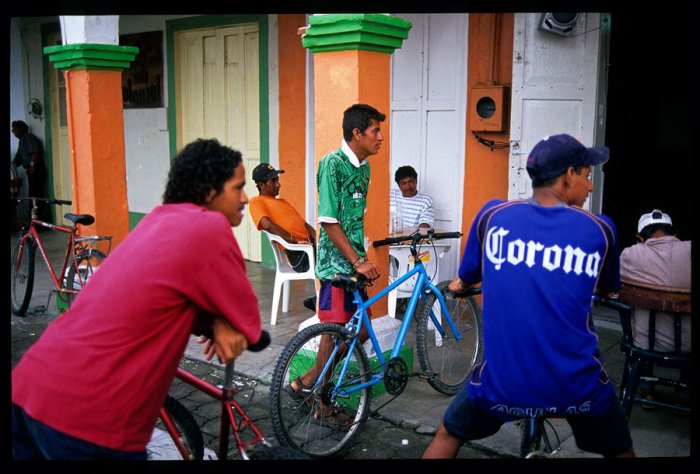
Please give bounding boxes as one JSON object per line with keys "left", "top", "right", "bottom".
{"left": 599, "top": 280, "right": 691, "bottom": 420}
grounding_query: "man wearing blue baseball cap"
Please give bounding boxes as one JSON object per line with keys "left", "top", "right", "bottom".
{"left": 424, "top": 134, "right": 635, "bottom": 458}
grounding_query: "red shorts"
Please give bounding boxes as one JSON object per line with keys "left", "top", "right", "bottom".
{"left": 317, "top": 280, "right": 372, "bottom": 324}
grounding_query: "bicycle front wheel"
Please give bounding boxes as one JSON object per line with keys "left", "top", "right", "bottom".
{"left": 61, "top": 249, "right": 107, "bottom": 309}
{"left": 149, "top": 395, "right": 204, "bottom": 460}
{"left": 269, "top": 323, "right": 371, "bottom": 458}
{"left": 11, "top": 237, "right": 35, "bottom": 316}
{"left": 416, "top": 280, "right": 483, "bottom": 395}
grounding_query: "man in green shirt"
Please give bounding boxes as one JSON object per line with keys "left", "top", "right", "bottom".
{"left": 287, "top": 103, "right": 384, "bottom": 425}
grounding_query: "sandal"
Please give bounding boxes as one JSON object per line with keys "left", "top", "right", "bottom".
{"left": 313, "top": 405, "right": 353, "bottom": 429}
{"left": 285, "top": 377, "right": 313, "bottom": 403}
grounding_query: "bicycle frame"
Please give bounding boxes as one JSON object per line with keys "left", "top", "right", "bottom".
{"left": 322, "top": 258, "right": 461, "bottom": 400}
{"left": 16, "top": 219, "right": 82, "bottom": 297}
{"left": 160, "top": 363, "right": 269, "bottom": 460}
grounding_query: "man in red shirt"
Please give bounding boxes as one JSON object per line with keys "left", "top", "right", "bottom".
{"left": 12, "top": 138, "right": 263, "bottom": 460}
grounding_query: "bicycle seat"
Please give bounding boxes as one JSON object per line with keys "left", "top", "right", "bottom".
{"left": 64, "top": 213, "right": 95, "bottom": 226}
{"left": 331, "top": 273, "right": 367, "bottom": 291}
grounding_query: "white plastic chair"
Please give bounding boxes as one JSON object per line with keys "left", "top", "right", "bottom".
{"left": 387, "top": 241, "right": 450, "bottom": 319}
{"left": 262, "top": 231, "right": 316, "bottom": 325}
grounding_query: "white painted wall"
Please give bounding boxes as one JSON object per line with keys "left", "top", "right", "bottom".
{"left": 9, "top": 17, "right": 50, "bottom": 159}
{"left": 59, "top": 16, "right": 119, "bottom": 45}
{"left": 123, "top": 109, "right": 170, "bottom": 213}
{"left": 118, "top": 16, "right": 193, "bottom": 214}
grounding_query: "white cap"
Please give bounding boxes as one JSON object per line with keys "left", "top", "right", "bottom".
{"left": 637, "top": 209, "right": 673, "bottom": 233}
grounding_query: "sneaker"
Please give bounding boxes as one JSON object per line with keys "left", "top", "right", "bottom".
{"left": 639, "top": 389, "right": 658, "bottom": 410}
{"left": 639, "top": 381, "right": 658, "bottom": 410}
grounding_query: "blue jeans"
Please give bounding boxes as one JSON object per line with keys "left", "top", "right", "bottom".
{"left": 12, "top": 403, "right": 147, "bottom": 460}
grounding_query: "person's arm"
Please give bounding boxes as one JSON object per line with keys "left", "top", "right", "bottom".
{"left": 447, "top": 276, "right": 474, "bottom": 295}
{"left": 259, "top": 216, "right": 310, "bottom": 244}
{"left": 321, "top": 221, "right": 380, "bottom": 281}
{"left": 304, "top": 222, "right": 316, "bottom": 245}
{"left": 193, "top": 312, "right": 248, "bottom": 364}
{"left": 26, "top": 135, "right": 42, "bottom": 174}
{"left": 418, "top": 195, "right": 435, "bottom": 229}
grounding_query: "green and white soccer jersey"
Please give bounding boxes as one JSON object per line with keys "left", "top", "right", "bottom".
{"left": 316, "top": 148, "right": 370, "bottom": 281}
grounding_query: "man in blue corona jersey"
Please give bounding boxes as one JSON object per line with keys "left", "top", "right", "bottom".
{"left": 423, "top": 134, "right": 635, "bottom": 458}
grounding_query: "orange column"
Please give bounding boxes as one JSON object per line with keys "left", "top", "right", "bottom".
{"left": 277, "top": 14, "right": 308, "bottom": 213}
{"left": 45, "top": 43, "right": 138, "bottom": 250}
{"left": 64, "top": 69, "right": 130, "bottom": 247}
{"left": 303, "top": 14, "right": 411, "bottom": 316}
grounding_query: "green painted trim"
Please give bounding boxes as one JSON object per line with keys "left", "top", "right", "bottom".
{"left": 44, "top": 43, "right": 139, "bottom": 71}
{"left": 165, "top": 15, "right": 273, "bottom": 268}
{"left": 41, "top": 22, "right": 61, "bottom": 224}
{"left": 129, "top": 211, "right": 146, "bottom": 230}
{"left": 302, "top": 13, "right": 411, "bottom": 54}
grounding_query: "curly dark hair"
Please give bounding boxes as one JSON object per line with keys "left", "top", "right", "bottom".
{"left": 342, "top": 104, "right": 386, "bottom": 142}
{"left": 163, "top": 138, "right": 243, "bottom": 205}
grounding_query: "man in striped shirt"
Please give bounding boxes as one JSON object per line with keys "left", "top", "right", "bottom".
{"left": 390, "top": 165, "right": 434, "bottom": 230}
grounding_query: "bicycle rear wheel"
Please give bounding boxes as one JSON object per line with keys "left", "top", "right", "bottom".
{"left": 11, "top": 237, "right": 35, "bottom": 316}
{"left": 519, "top": 417, "right": 543, "bottom": 458}
{"left": 61, "top": 249, "right": 107, "bottom": 309}
{"left": 149, "top": 395, "right": 204, "bottom": 460}
{"left": 269, "top": 323, "right": 371, "bottom": 458}
{"left": 416, "top": 280, "right": 483, "bottom": 395}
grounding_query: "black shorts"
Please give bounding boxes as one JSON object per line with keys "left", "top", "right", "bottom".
{"left": 443, "top": 389, "right": 633, "bottom": 457}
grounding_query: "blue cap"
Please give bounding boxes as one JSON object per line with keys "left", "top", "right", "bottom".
{"left": 526, "top": 134, "right": 610, "bottom": 181}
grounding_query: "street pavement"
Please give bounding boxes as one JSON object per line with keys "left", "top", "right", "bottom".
{"left": 9, "top": 229, "right": 693, "bottom": 464}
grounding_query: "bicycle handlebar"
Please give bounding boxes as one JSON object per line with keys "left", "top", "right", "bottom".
{"left": 248, "top": 330, "right": 270, "bottom": 352}
{"left": 372, "top": 229, "right": 462, "bottom": 248}
{"left": 14, "top": 197, "right": 72, "bottom": 206}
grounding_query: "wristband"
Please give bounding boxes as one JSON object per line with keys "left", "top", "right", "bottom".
{"left": 353, "top": 257, "right": 365, "bottom": 269}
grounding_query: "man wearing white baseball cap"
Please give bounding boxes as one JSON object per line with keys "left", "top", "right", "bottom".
{"left": 620, "top": 209, "right": 691, "bottom": 409}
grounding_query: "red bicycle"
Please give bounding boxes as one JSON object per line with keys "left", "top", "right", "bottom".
{"left": 152, "top": 331, "right": 309, "bottom": 460}
{"left": 11, "top": 197, "right": 112, "bottom": 316}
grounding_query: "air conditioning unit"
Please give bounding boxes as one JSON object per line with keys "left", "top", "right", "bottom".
{"left": 538, "top": 12, "right": 579, "bottom": 37}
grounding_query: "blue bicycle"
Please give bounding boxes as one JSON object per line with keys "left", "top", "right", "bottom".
{"left": 269, "top": 229, "right": 483, "bottom": 457}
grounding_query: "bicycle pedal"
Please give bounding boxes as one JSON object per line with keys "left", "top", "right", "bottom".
{"left": 414, "top": 371, "right": 438, "bottom": 381}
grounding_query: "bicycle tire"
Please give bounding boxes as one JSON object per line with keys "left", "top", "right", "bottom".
{"left": 269, "top": 323, "right": 371, "bottom": 458}
{"left": 62, "top": 249, "right": 107, "bottom": 309}
{"left": 149, "top": 395, "right": 204, "bottom": 460}
{"left": 248, "top": 445, "right": 312, "bottom": 460}
{"left": 519, "top": 417, "right": 544, "bottom": 458}
{"left": 416, "top": 280, "right": 483, "bottom": 395}
{"left": 11, "top": 237, "right": 35, "bottom": 316}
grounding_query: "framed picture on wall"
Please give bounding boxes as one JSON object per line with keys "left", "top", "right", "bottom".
{"left": 120, "top": 30, "right": 163, "bottom": 108}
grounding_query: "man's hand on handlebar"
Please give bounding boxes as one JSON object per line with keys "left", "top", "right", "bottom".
{"left": 447, "top": 276, "right": 477, "bottom": 298}
{"left": 356, "top": 260, "right": 380, "bottom": 287}
{"left": 195, "top": 316, "right": 249, "bottom": 365}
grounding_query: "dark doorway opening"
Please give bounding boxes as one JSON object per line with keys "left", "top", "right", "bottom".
{"left": 603, "top": 13, "right": 692, "bottom": 250}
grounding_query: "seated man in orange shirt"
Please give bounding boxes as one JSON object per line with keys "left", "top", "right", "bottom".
{"left": 249, "top": 163, "right": 317, "bottom": 310}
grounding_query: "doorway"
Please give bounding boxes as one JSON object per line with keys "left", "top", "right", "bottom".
{"left": 603, "top": 13, "right": 691, "bottom": 250}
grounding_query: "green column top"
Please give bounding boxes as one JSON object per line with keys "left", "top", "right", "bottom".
{"left": 44, "top": 43, "right": 139, "bottom": 71}
{"left": 302, "top": 13, "right": 412, "bottom": 54}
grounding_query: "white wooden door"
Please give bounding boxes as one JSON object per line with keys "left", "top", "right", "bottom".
{"left": 175, "top": 23, "right": 261, "bottom": 261}
{"left": 47, "top": 32, "right": 73, "bottom": 216}
{"left": 390, "top": 13, "right": 468, "bottom": 282}
{"left": 509, "top": 13, "right": 607, "bottom": 211}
